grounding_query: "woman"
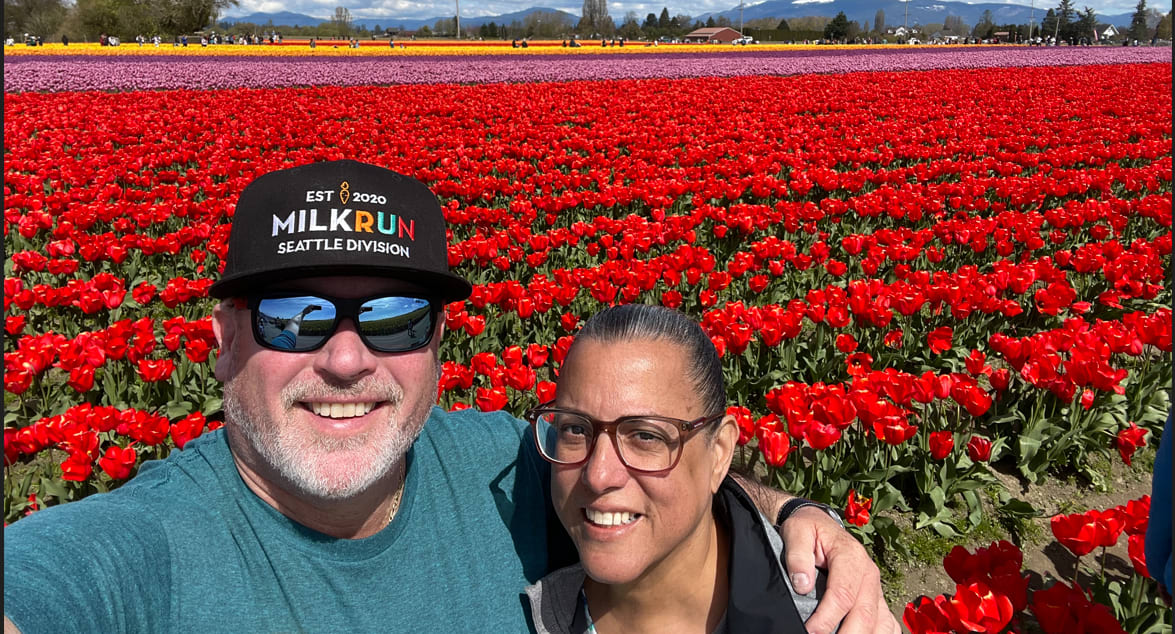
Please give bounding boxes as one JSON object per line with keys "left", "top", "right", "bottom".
{"left": 525, "top": 304, "right": 825, "bottom": 633}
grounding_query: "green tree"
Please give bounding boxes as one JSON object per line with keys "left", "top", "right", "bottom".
{"left": 1074, "top": 6, "right": 1096, "bottom": 41}
{"left": 658, "top": 7, "right": 670, "bottom": 29}
{"left": 643, "top": 12, "right": 657, "bottom": 32}
{"left": 873, "top": 9, "right": 884, "bottom": 33}
{"left": 823, "top": 11, "right": 849, "bottom": 40}
{"left": 777, "top": 18, "right": 790, "bottom": 30}
{"left": 705, "top": 16, "right": 715, "bottom": 27}
{"left": 5, "top": 0, "right": 68, "bottom": 38}
{"left": 1039, "top": 8, "right": 1057, "bottom": 38}
{"left": 1128, "top": 0, "right": 1149, "bottom": 40}
{"left": 1055, "top": 0, "right": 1075, "bottom": 39}
{"left": 1155, "top": 11, "right": 1171, "bottom": 40}
{"left": 577, "top": 0, "right": 608, "bottom": 36}
{"left": 943, "top": 15, "right": 967, "bottom": 35}
{"left": 970, "top": 9, "right": 993, "bottom": 37}
{"left": 332, "top": 6, "right": 351, "bottom": 38}
{"left": 618, "top": 10, "right": 641, "bottom": 38}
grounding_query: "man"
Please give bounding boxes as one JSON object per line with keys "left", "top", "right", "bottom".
{"left": 5, "top": 161, "right": 896, "bottom": 632}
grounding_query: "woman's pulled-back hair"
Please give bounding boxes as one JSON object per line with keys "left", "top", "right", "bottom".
{"left": 571, "top": 304, "right": 726, "bottom": 419}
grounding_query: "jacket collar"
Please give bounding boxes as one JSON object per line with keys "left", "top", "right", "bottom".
{"left": 716, "top": 477, "right": 807, "bottom": 632}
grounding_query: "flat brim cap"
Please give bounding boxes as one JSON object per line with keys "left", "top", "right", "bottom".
{"left": 210, "top": 160, "right": 472, "bottom": 302}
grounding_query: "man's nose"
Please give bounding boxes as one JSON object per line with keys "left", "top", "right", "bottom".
{"left": 313, "top": 318, "right": 377, "bottom": 382}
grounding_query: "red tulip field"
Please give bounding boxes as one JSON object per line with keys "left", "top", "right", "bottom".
{"left": 4, "top": 45, "right": 1171, "bottom": 632}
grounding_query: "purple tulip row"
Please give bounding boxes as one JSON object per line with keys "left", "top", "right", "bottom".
{"left": 5, "top": 47, "right": 1169, "bottom": 93}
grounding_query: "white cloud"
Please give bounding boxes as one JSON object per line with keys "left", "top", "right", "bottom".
{"left": 790, "top": 0, "right": 834, "bottom": 4}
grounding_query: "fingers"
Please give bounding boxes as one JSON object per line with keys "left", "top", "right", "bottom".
{"left": 879, "top": 596, "right": 902, "bottom": 634}
{"left": 812, "top": 559, "right": 884, "bottom": 634}
{"left": 780, "top": 509, "right": 823, "bottom": 595}
{"left": 794, "top": 510, "right": 882, "bottom": 634}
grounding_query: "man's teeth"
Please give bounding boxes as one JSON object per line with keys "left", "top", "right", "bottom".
{"left": 310, "top": 402, "right": 376, "bottom": 418}
{"left": 586, "top": 509, "right": 639, "bottom": 527}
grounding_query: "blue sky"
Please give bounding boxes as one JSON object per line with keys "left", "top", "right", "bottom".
{"left": 224, "top": 0, "right": 1144, "bottom": 21}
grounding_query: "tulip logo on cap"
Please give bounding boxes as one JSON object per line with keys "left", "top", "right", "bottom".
{"left": 339, "top": 181, "right": 350, "bottom": 205}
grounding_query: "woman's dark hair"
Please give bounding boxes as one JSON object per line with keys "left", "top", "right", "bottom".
{"left": 570, "top": 304, "right": 726, "bottom": 419}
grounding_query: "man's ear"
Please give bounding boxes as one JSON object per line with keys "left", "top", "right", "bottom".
{"left": 710, "top": 414, "right": 739, "bottom": 494}
{"left": 211, "top": 301, "right": 241, "bottom": 382}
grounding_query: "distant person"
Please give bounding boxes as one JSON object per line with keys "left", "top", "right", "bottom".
{"left": 61, "top": 34, "right": 68, "bottom": 46}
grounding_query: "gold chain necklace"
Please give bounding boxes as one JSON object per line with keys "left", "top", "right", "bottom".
{"left": 386, "top": 461, "right": 406, "bottom": 525}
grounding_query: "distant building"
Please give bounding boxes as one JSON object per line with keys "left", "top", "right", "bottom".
{"left": 683, "top": 27, "right": 742, "bottom": 43}
{"left": 1101, "top": 24, "right": 1120, "bottom": 39}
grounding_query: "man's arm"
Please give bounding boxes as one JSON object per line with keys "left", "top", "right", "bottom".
{"left": 5, "top": 616, "right": 21, "bottom": 634}
{"left": 730, "top": 473, "right": 900, "bottom": 634}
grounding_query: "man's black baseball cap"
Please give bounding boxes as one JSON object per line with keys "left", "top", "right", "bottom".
{"left": 209, "top": 160, "right": 472, "bottom": 302}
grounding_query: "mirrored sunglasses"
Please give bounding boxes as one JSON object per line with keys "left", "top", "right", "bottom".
{"left": 248, "top": 293, "right": 438, "bottom": 354}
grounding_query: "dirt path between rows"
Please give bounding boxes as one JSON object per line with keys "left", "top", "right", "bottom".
{"left": 886, "top": 450, "right": 1159, "bottom": 629}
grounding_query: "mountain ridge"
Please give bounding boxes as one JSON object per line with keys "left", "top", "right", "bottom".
{"left": 220, "top": 2, "right": 1138, "bottom": 32}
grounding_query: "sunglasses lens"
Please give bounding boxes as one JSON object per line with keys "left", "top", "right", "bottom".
{"left": 357, "top": 297, "right": 435, "bottom": 352}
{"left": 254, "top": 296, "right": 335, "bottom": 352}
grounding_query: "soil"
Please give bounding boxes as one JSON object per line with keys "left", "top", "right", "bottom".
{"left": 885, "top": 447, "right": 1162, "bottom": 628}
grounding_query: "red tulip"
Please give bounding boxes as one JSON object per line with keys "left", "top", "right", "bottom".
{"left": 60, "top": 451, "right": 94, "bottom": 482}
{"left": 474, "top": 385, "right": 508, "bottom": 412}
{"left": 927, "top": 326, "right": 953, "bottom": 355}
{"left": 1127, "top": 533, "right": 1148, "bottom": 578}
{"left": 966, "top": 435, "right": 992, "bottom": 462}
{"left": 1119, "top": 495, "right": 1150, "bottom": 535}
{"left": 835, "top": 333, "right": 858, "bottom": 353}
{"left": 98, "top": 444, "right": 137, "bottom": 480}
{"left": 1114, "top": 422, "right": 1148, "bottom": 466}
{"left": 1050, "top": 511, "right": 1100, "bottom": 557}
{"left": 944, "top": 581, "right": 1014, "bottom": 634}
{"left": 170, "top": 412, "right": 207, "bottom": 449}
{"left": 759, "top": 429, "right": 790, "bottom": 468}
{"left": 903, "top": 595, "right": 952, "bottom": 634}
{"left": 525, "top": 343, "right": 549, "bottom": 368}
{"left": 135, "top": 358, "right": 175, "bottom": 383}
{"left": 1031, "top": 581, "right": 1126, "bottom": 634}
{"left": 844, "top": 489, "right": 872, "bottom": 527}
{"left": 535, "top": 381, "right": 557, "bottom": 403}
{"left": 928, "top": 431, "right": 954, "bottom": 460}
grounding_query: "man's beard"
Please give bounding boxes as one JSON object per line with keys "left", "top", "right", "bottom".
{"left": 222, "top": 374, "right": 431, "bottom": 501}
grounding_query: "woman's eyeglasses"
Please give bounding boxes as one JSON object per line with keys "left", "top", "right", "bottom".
{"left": 526, "top": 401, "right": 723, "bottom": 474}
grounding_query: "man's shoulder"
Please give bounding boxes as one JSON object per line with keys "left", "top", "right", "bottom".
{"left": 7, "top": 430, "right": 234, "bottom": 538}
{"left": 420, "top": 406, "right": 529, "bottom": 453}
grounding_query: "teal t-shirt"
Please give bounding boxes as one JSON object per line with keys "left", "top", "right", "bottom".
{"left": 4, "top": 407, "right": 552, "bottom": 632}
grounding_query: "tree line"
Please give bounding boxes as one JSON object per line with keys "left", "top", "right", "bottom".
{"left": 5, "top": 0, "right": 238, "bottom": 41}
{"left": 5, "top": 0, "right": 1168, "bottom": 43}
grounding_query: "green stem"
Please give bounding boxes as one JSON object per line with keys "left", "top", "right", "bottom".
{"left": 1099, "top": 545, "right": 1106, "bottom": 584}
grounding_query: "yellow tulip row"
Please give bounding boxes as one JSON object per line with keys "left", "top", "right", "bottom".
{"left": 4, "top": 41, "right": 952, "bottom": 57}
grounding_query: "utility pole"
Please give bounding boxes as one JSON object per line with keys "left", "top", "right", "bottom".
{"left": 456, "top": 0, "right": 460, "bottom": 38}
{"left": 904, "top": 0, "right": 909, "bottom": 30}
{"left": 739, "top": 0, "right": 744, "bottom": 34}
{"left": 1028, "top": 0, "right": 1035, "bottom": 40}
